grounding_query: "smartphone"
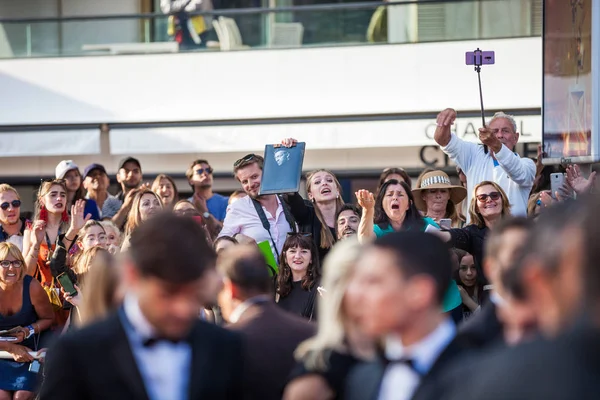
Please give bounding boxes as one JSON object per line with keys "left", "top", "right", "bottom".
{"left": 439, "top": 219, "right": 452, "bottom": 229}
{"left": 57, "top": 272, "right": 77, "bottom": 297}
{"left": 465, "top": 50, "right": 495, "bottom": 66}
{"left": 550, "top": 173, "right": 566, "bottom": 199}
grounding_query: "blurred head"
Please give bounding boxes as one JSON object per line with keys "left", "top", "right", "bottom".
{"left": 37, "top": 180, "right": 68, "bottom": 218}
{"left": 213, "top": 236, "right": 239, "bottom": 254}
{"left": 233, "top": 154, "right": 264, "bottom": 199}
{"left": 354, "top": 232, "right": 451, "bottom": 338}
{"left": 124, "top": 189, "right": 163, "bottom": 236}
{"left": 117, "top": 158, "right": 142, "bottom": 191}
{"left": 469, "top": 181, "right": 511, "bottom": 228}
{"left": 101, "top": 220, "right": 122, "bottom": 248}
{"left": 173, "top": 200, "right": 200, "bottom": 216}
{"left": 77, "top": 220, "right": 108, "bottom": 251}
{"left": 186, "top": 159, "right": 214, "bottom": 190}
{"left": 0, "top": 242, "right": 26, "bottom": 285}
{"left": 488, "top": 112, "right": 519, "bottom": 151}
{"left": 277, "top": 234, "right": 320, "bottom": 298}
{"left": 217, "top": 245, "right": 272, "bottom": 322}
{"left": 374, "top": 180, "right": 422, "bottom": 229}
{"left": 336, "top": 204, "right": 361, "bottom": 240}
{"left": 72, "top": 246, "right": 110, "bottom": 281}
{"left": 152, "top": 174, "right": 178, "bottom": 208}
{"left": 0, "top": 185, "right": 21, "bottom": 226}
{"left": 228, "top": 190, "right": 247, "bottom": 205}
{"left": 125, "top": 213, "right": 217, "bottom": 340}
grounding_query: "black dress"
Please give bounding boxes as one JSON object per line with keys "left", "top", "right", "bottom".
{"left": 288, "top": 350, "right": 359, "bottom": 400}
{"left": 277, "top": 281, "right": 318, "bottom": 321}
{"left": 449, "top": 224, "right": 489, "bottom": 283}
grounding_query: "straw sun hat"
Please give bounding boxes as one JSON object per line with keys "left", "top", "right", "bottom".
{"left": 412, "top": 171, "right": 467, "bottom": 212}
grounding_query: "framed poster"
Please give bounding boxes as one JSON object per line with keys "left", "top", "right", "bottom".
{"left": 259, "top": 142, "right": 306, "bottom": 195}
{"left": 542, "top": 0, "right": 599, "bottom": 164}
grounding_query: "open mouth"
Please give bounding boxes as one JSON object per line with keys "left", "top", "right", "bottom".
{"left": 343, "top": 228, "right": 356, "bottom": 236}
{"left": 6, "top": 273, "right": 16, "bottom": 277}
{"left": 321, "top": 188, "right": 332, "bottom": 195}
{"left": 55, "top": 203, "right": 64, "bottom": 209}
{"left": 391, "top": 204, "right": 400, "bottom": 210}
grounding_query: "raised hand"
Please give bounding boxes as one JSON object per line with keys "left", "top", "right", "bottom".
{"left": 192, "top": 193, "right": 208, "bottom": 213}
{"left": 436, "top": 108, "right": 457, "bottom": 127}
{"left": 355, "top": 190, "right": 375, "bottom": 211}
{"left": 280, "top": 138, "right": 298, "bottom": 148}
{"left": 478, "top": 127, "right": 502, "bottom": 153}
{"left": 70, "top": 199, "right": 92, "bottom": 233}
{"left": 31, "top": 220, "right": 47, "bottom": 246}
{"left": 566, "top": 164, "right": 596, "bottom": 195}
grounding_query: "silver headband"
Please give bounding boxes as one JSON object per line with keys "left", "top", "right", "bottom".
{"left": 421, "top": 175, "right": 451, "bottom": 188}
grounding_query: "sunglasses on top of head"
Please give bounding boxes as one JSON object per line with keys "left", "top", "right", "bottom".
{"left": 476, "top": 192, "right": 501, "bottom": 202}
{"left": 0, "top": 200, "right": 21, "bottom": 211}
{"left": 234, "top": 154, "right": 257, "bottom": 168}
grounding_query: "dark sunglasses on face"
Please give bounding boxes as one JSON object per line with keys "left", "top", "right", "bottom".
{"left": 234, "top": 154, "right": 257, "bottom": 168}
{"left": 194, "top": 167, "right": 213, "bottom": 175}
{"left": 476, "top": 192, "right": 501, "bottom": 202}
{"left": 0, "top": 200, "right": 21, "bottom": 210}
{"left": 0, "top": 260, "right": 23, "bottom": 269}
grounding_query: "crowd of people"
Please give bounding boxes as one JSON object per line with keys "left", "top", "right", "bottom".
{"left": 0, "top": 107, "right": 598, "bottom": 400}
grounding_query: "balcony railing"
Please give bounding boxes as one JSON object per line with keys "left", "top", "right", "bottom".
{"left": 0, "top": 0, "right": 542, "bottom": 59}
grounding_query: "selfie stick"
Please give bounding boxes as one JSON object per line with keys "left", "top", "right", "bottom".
{"left": 472, "top": 48, "right": 488, "bottom": 154}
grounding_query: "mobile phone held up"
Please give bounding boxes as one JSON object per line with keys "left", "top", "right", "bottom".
{"left": 57, "top": 272, "right": 78, "bottom": 297}
{"left": 465, "top": 50, "right": 495, "bottom": 66}
{"left": 550, "top": 173, "right": 566, "bottom": 199}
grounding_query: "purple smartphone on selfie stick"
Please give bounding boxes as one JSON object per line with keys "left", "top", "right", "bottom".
{"left": 466, "top": 49, "right": 495, "bottom": 154}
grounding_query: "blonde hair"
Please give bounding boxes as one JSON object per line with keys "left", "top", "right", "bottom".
{"left": 124, "top": 189, "right": 162, "bottom": 236}
{"left": 78, "top": 220, "right": 106, "bottom": 240}
{"left": 294, "top": 238, "right": 363, "bottom": 370}
{"left": 100, "top": 220, "right": 122, "bottom": 245}
{"left": 72, "top": 246, "right": 108, "bottom": 278}
{"left": 469, "top": 181, "right": 511, "bottom": 228}
{"left": 306, "top": 169, "right": 344, "bottom": 249}
{"left": 77, "top": 249, "right": 119, "bottom": 327}
{"left": 0, "top": 184, "right": 20, "bottom": 199}
{"left": 151, "top": 174, "right": 179, "bottom": 208}
{"left": 0, "top": 242, "right": 26, "bottom": 281}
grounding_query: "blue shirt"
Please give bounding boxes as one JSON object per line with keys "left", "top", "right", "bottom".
{"left": 188, "top": 193, "right": 230, "bottom": 222}
{"left": 83, "top": 198, "right": 100, "bottom": 221}
{"left": 373, "top": 216, "right": 439, "bottom": 237}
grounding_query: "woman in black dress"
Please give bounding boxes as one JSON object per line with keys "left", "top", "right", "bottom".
{"left": 276, "top": 233, "right": 321, "bottom": 321}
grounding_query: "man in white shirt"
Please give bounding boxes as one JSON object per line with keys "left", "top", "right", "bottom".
{"left": 219, "top": 154, "right": 295, "bottom": 262}
{"left": 346, "top": 232, "right": 468, "bottom": 400}
{"left": 434, "top": 108, "right": 536, "bottom": 219}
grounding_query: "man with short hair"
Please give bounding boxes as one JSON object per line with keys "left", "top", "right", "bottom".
{"left": 335, "top": 204, "right": 361, "bottom": 240}
{"left": 434, "top": 108, "right": 536, "bottom": 219}
{"left": 41, "top": 213, "right": 244, "bottom": 399}
{"left": 108, "top": 157, "right": 144, "bottom": 227}
{"left": 218, "top": 245, "right": 315, "bottom": 400}
{"left": 456, "top": 217, "right": 533, "bottom": 350}
{"left": 0, "top": 184, "right": 26, "bottom": 250}
{"left": 83, "top": 163, "right": 121, "bottom": 220}
{"left": 346, "top": 232, "right": 467, "bottom": 400}
{"left": 186, "top": 159, "right": 228, "bottom": 231}
{"left": 219, "top": 154, "right": 295, "bottom": 261}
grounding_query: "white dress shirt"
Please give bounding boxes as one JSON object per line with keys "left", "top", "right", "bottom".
{"left": 219, "top": 195, "right": 292, "bottom": 261}
{"left": 122, "top": 295, "right": 192, "bottom": 400}
{"left": 442, "top": 134, "right": 536, "bottom": 221}
{"left": 378, "top": 318, "right": 456, "bottom": 400}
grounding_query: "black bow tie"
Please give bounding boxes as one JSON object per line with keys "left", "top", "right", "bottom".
{"left": 386, "top": 357, "right": 422, "bottom": 376}
{"left": 142, "top": 337, "right": 184, "bottom": 348}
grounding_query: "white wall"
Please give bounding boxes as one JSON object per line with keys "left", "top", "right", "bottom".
{"left": 0, "top": 37, "right": 542, "bottom": 125}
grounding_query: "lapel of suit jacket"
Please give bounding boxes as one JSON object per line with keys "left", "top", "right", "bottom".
{"left": 353, "top": 359, "right": 387, "bottom": 400}
{"left": 109, "top": 313, "right": 150, "bottom": 400}
{"left": 188, "top": 321, "right": 212, "bottom": 400}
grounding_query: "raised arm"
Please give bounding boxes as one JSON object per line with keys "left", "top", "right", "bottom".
{"left": 434, "top": 108, "right": 457, "bottom": 147}
{"left": 284, "top": 192, "right": 312, "bottom": 225}
{"left": 435, "top": 108, "right": 478, "bottom": 172}
{"left": 356, "top": 190, "right": 375, "bottom": 244}
{"left": 23, "top": 222, "right": 45, "bottom": 276}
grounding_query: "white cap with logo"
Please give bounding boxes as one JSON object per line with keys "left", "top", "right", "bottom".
{"left": 55, "top": 160, "right": 79, "bottom": 179}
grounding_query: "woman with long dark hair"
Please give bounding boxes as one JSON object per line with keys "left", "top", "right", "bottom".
{"left": 356, "top": 179, "right": 439, "bottom": 243}
{"left": 276, "top": 233, "right": 321, "bottom": 321}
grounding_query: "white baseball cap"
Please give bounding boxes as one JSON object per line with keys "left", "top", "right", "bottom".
{"left": 55, "top": 160, "right": 79, "bottom": 179}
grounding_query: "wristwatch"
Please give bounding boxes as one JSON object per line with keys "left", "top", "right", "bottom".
{"left": 25, "top": 325, "right": 35, "bottom": 339}
{"left": 202, "top": 212, "right": 210, "bottom": 219}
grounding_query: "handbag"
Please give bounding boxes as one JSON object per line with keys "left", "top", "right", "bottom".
{"left": 43, "top": 281, "right": 63, "bottom": 311}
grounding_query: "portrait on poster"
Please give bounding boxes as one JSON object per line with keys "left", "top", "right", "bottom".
{"left": 259, "top": 142, "right": 306, "bottom": 195}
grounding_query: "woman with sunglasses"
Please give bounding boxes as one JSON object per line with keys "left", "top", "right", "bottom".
{"left": 435, "top": 181, "right": 512, "bottom": 282}
{"left": 0, "top": 184, "right": 27, "bottom": 251}
{"left": 276, "top": 233, "right": 321, "bottom": 321}
{"left": 0, "top": 242, "right": 53, "bottom": 399}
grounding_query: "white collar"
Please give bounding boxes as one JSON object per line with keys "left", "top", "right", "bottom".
{"left": 385, "top": 318, "right": 456, "bottom": 375}
{"left": 489, "top": 291, "right": 506, "bottom": 307}
{"left": 123, "top": 293, "right": 157, "bottom": 339}
{"left": 228, "top": 295, "right": 270, "bottom": 324}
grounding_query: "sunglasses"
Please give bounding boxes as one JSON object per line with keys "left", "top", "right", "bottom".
{"left": 234, "top": 154, "right": 257, "bottom": 168}
{"left": 476, "top": 192, "right": 501, "bottom": 202}
{"left": 194, "top": 167, "right": 213, "bottom": 175}
{"left": 0, "top": 260, "right": 23, "bottom": 269}
{"left": 0, "top": 200, "right": 21, "bottom": 210}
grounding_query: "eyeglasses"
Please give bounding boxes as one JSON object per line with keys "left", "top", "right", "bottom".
{"left": 0, "top": 260, "right": 23, "bottom": 269}
{"left": 194, "top": 167, "right": 213, "bottom": 175}
{"left": 234, "top": 154, "right": 257, "bottom": 168}
{"left": 0, "top": 200, "right": 21, "bottom": 210}
{"left": 476, "top": 192, "right": 501, "bottom": 202}
{"left": 287, "top": 232, "right": 313, "bottom": 237}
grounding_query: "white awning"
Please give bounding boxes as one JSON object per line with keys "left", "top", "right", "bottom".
{"left": 0, "top": 130, "right": 100, "bottom": 157}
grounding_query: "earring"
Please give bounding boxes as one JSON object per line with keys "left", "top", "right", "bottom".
{"left": 39, "top": 206, "right": 48, "bottom": 222}
{"left": 61, "top": 209, "right": 69, "bottom": 223}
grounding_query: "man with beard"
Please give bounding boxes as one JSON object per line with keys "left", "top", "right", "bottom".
{"left": 335, "top": 204, "right": 361, "bottom": 240}
{"left": 108, "top": 157, "right": 145, "bottom": 228}
{"left": 0, "top": 184, "right": 26, "bottom": 251}
{"left": 219, "top": 154, "right": 295, "bottom": 262}
{"left": 186, "top": 159, "right": 228, "bottom": 236}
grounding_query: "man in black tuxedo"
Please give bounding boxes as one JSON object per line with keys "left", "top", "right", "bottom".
{"left": 345, "top": 232, "right": 469, "bottom": 400}
{"left": 40, "top": 213, "right": 243, "bottom": 400}
{"left": 218, "top": 245, "right": 315, "bottom": 400}
{"left": 456, "top": 217, "right": 533, "bottom": 349}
